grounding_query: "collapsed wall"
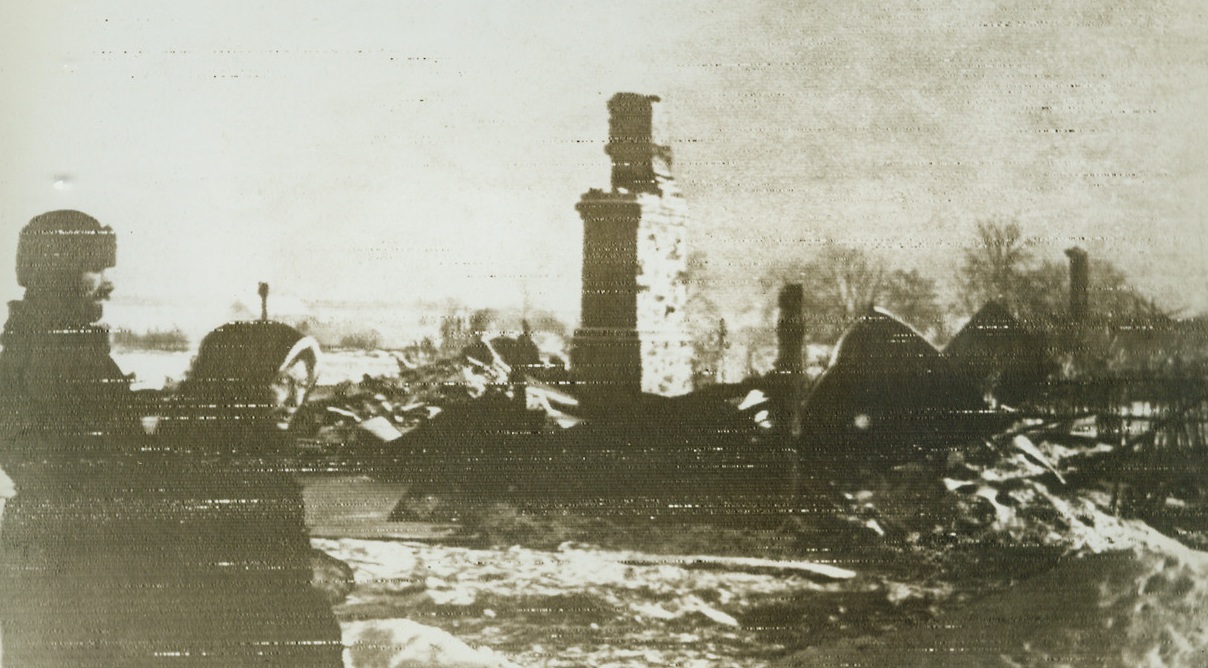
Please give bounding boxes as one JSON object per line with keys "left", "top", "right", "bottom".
{"left": 572, "top": 93, "right": 693, "bottom": 399}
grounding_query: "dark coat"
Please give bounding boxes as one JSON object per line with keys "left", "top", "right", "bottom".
{"left": 0, "top": 301, "right": 343, "bottom": 666}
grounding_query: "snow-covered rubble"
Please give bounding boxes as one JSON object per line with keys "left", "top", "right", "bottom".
{"left": 304, "top": 412, "right": 1208, "bottom": 667}
{"left": 317, "top": 538, "right": 845, "bottom": 615}
{"left": 783, "top": 523, "right": 1208, "bottom": 667}
{"left": 314, "top": 538, "right": 891, "bottom": 668}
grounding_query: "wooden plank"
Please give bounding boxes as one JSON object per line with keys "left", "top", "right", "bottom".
{"left": 619, "top": 554, "right": 856, "bottom": 581}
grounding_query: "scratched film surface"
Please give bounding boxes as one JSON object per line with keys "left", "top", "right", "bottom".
{"left": 1, "top": 3, "right": 1207, "bottom": 667}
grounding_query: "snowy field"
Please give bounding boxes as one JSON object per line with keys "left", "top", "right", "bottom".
{"left": 113, "top": 349, "right": 407, "bottom": 390}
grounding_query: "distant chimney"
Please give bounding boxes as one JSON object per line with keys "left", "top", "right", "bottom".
{"left": 775, "top": 284, "right": 805, "bottom": 374}
{"left": 604, "top": 93, "right": 672, "bottom": 194}
{"left": 1065, "top": 247, "right": 1088, "bottom": 322}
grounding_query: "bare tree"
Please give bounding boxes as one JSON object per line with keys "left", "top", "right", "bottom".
{"left": 764, "top": 244, "right": 943, "bottom": 344}
{"left": 808, "top": 245, "right": 885, "bottom": 321}
{"left": 957, "top": 218, "right": 1036, "bottom": 315}
{"left": 956, "top": 218, "right": 1165, "bottom": 327}
{"left": 882, "top": 269, "right": 945, "bottom": 338}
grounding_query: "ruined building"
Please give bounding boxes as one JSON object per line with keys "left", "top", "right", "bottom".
{"left": 572, "top": 93, "right": 693, "bottom": 399}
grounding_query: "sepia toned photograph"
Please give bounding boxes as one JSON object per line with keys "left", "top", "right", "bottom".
{"left": 1, "top": 2, "right": 1207, "bottom": 666}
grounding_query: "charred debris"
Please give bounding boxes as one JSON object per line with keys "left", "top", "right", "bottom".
{"left": 291, "top": 93, "right": 1207, "bottom": 557}
{"left": 285, "top": 288, "right": 1208, "bottom": 555}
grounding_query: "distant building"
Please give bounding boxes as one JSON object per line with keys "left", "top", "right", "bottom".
{"left": 572, "top": 93, "right": 693, "bottom": 399}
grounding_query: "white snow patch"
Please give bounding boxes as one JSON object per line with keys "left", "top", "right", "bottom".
{"left": 343, "top": 619, "right": 520, "bottom": 668}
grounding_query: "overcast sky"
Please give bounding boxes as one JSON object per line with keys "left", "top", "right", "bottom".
{"left": 2, "top": 0, "right": 1206, "bottom": 331}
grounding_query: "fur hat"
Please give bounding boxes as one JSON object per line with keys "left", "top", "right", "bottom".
{"left": 16, "top": 210, "right": 117, "bottom": 288}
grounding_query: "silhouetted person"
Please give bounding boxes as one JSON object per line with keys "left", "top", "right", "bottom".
{"left": 0, "top": 213, "right": 342, "bottom": 666}
{"left": 0, "top": 210, "right": 152, "bottom": 666}
{"left": 154, "top": 321, "right": 343, "bottom": 666}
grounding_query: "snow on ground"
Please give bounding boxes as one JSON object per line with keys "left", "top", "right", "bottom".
{"left": 311, "top": 433, "right": 1208, "bottom": 667}
{"left": 342, "top": 618, "right": 520, "bottom": 668}
{"left": 784, "top": 523, "right": 1208, "bottom": 667}
{"left": 314, "top": 538, "right": 881, "bottom": 668}
{"left": 322, "top": 509, "right": 1208, "bottom": 668}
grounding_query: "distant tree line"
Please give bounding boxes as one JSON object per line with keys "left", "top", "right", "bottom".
{"left": 336, "top": 330, "right": 384, "bottom": 351}
{"left": 686, "top": 217, "right": 1180, "bottom": 385}
{"left": 111, "top": 327, "right": 191, "bottom": 352}
{"left": 761, "top": 245, "right": 946, "bottom": 344}
{"left": 438, "top": 304, "right": 568, "bottom": 356}
{"left": 750, "top": 217, "right": 1167, "bottom": 347}
{"left": 957, "top": 217, "right": 1164, "bottom": 330}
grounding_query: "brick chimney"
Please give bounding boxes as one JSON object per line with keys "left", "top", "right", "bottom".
{"left": 604, "top": 93, "right": 672, "bottom": 194}
{"left": 572, "top": 93, "right": 692, "bottom": 402}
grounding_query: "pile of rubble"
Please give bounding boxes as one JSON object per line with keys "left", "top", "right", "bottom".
{"left": 311, "top": 413, "right": 1208, "bottom": 667}
{"left": 291, "top": 332, "right": 579, "bottom": 466}
{"left": 292, "top": 304, "right": 1208, "bottom": 542}
{"left": 295, "top": 304, "right": 1208, "bottom": 666}
{"left": 781, "top": 421, "right": 1208, "bottom": 667}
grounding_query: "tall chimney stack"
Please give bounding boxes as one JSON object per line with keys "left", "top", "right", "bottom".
{"left": 572, "top": 93, "right": 693, "bottom": 402}
{"left": 604, "top": 93, "right": 672, "bottom": 194}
